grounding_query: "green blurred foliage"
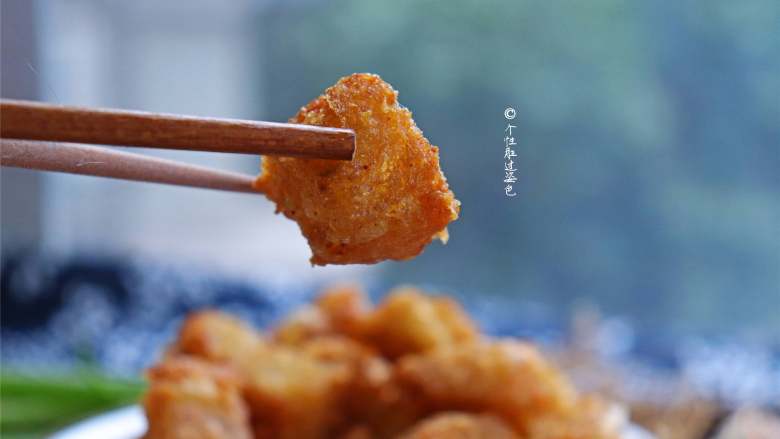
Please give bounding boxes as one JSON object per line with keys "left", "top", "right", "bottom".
{"left": 0, "top": 370, "right": 144, "bottom": 438}
{"left": 258, "top": 0, "right": 779, "bottom": 336}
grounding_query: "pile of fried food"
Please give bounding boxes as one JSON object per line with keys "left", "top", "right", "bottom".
{"left": 142, "top": 285, "right": 626, "bottom": 439}
{"left": 256, "top": 74, "right": 460, "bottom": 266}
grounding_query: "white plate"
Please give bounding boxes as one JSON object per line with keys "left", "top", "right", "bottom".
{"left": 51, "top": 405, "right": 656, "bottom": 439}
{"left": 50, "top": 406, "right": 146, "bottom": 439}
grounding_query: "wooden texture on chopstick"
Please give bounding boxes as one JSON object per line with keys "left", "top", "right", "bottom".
{"left": 0, "top": 139, "right": 260, "bottom": 194}
{"left": 0, "top": 99, "right": 355, "bottom": 160}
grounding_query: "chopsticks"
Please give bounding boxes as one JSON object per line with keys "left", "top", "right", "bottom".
{"left": 0, "top": 99, "right": 355, "bottom": 160}
{"left": 0, "top": 99, "right": 356, "bottom": 194}
{"left": 1, "top": 139, "right": 258, "bottom": 193}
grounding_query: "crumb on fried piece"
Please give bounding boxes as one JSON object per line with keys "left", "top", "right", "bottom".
{"left": 255, "top": 73, "right": 460, "bottom": 265}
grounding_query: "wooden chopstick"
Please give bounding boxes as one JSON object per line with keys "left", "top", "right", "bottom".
{"left": 0, "top": 99, "right": 355, "bottom": 160}
{"left": 0, "top": 139, "right": 260, "bottom": 194}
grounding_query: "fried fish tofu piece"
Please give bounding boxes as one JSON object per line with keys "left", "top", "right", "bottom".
{"left": 244, "top": 344, "right": 351, "bottom": 439}
{"left": 274, "top": 285, "right": 478, "bottom": 359}
{"left": 299, "top": 334, "right": 427, "bottom": 439}
{"left": 314, "top": 284, "right": 372, "bottom": 337}
{"left": 301, "top": 335, "right": 376, "bottom": 368}
{"left": 143, "top": 357, "right": 252, "bottom": 439}
{"left": 343, "top": 359, "right": 429, "bottom": 438}
{"left": 255, "top": 73, "right": 460, "bottom": 265}
{"left": 274, "top": 285, "right": 372, "bottom": 345}
{"left": 396, "top": 341, "right": 578, "bottom": 435}
{"left": 364, "top": 287, "right": 479, "bottom": 358}
{"left": 399, "top": 412, "right": 520, "bottom": 439}
{"left": 173, "top": 310, "right": 262, "bottom": 366}
{"left": 272, "top": 305, "right": 332, "bottom": 346}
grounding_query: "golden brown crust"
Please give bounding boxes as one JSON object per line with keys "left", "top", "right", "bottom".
{"left": 255, "top": 73, "right": 460, "bottom": 265}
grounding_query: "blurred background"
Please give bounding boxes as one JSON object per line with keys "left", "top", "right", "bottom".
{"left": 1, "top": 0, "right": 779, "bottom": 437}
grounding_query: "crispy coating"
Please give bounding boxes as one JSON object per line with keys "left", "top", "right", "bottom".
{"left": 143, "top": 357, "right": 252, "bottom": 439}
{"left": 255, "top": 73, "right": 460, "bottom": 265}
{"left": 399, "top": 412, "right": 520, "bottom": 439}
{"left": 364, "top": 287, "right": 479, "bottom": 358}
{"left": 143, "top": 286, "right": 624, "bottom": 439}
